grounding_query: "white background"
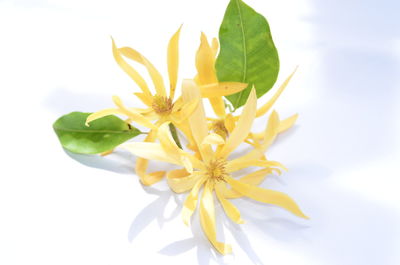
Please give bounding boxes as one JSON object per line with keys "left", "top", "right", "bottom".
{"left": 1, "top": 0, "right": 399, "bottom": 264}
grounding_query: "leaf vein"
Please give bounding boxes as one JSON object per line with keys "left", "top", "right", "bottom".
{"left": 234, "top": 0, "right": 248, "bottom": 109}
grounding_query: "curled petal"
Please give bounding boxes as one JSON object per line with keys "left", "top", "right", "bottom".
{"left": 119, "top": 47, "right": 166, "bottom": 96}
{"left": 112, "top": 96, "right": 157, "bottom": 130}
{"left": 201, "top": 133, "right": 225, "bottom": 146}
{"left": 134, "top": 130, "right": 165, "bottom": 185}
{"left": 215, "top": 185, "right": 244, "bottom": 224}
{"left": 167, "top": 169, "right": 202, "bottom": 193}
{"left": 111, "top": 38, "right": 151, "bottom": 96}
{"left": 220, "top": 168, "right": 273, "bottom": 199}
{"left": 226, "top": 176, "right": 309, "bottom": 219}
{"left": 199, "top": 181, "right": 232, "bottom": 255}
{"left": 182, "top": 177, "right": 206, "bottom": 226}
{"left": 121, "top": 142, "right": 181, "bottom": 165}
{"left": 180, "top": 155, "right": 193, "bottom": 174}
{"left": 85, "top": 108, "right": 125, "bottom": 126}
{"left": 157, "top": 122, "right": 182, "bottom": 161}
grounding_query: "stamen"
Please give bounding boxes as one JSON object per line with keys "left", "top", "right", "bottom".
{"left": 211, "top": 120, "right": 229, "bottom": 139}
{"left": 205, "top": 159, "right": 228, "bottom": 182}
{"left": 152, "top": 95, "right": 174, "bottom": 115}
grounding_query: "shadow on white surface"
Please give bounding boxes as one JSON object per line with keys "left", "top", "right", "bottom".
{"left": 128, "top": 186, "right": 183, "bottom": 242}
{"left": 158, "top": 209, "right": 233, "bottom": 265}
{"left": 302, "top": 0, "right": 400, "bottom": 172}
{"left": 64, "top": 149, "right": 136, "bottom": 174}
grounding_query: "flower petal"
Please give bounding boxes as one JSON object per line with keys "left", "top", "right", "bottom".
{"left": 201, "top": 133, "right": 225, "bottom": 146}
{"left": 258, "top": 110, "right": 280, "bottom": 152}
{"left": 226, "top": 159, "right": 287, "bottom": 173}
{"left": 226, "top": 176, "right": 309, "bottom": 219}
{"left": 171, "top": 98, "right": 199, "bottom": 124}
{"left": 167, "top": 25, "right": 182, "bottom": 99}
{"left": 200, "top": 82, "right": 248, "bottom": 97}
{"left": 167, "top": 169, "right": 202, "bottom": 193}
{"left": 199, "top": 181, "right": 233, "bottom": 255}
{"left": 230, "top": 110, "right": 280, "bottom": 163}
{"left": 218, "top": 88, "right": 257, "bottom": 158}
{"left": 182, "top": 79, "right": 213, "bottom": 161}
{"left": 251, "top": 113, "right": 299, "bottom": 141}
{"left": 121, "top": 142, "right": 181, "bottom": 165}
{"left": 193, "top": 33, "right": 226, "bottom": 118}
{"left": 278, "top": 113, "right": 298, "bottom": 133}
{"left": 157, "top": 122, "right": 196, "bottom": 173}
{"left": 111, "top": 38, "right": 151, "bottom": 96}
{"left": 157, "top": 122, "right": 182, "bottom": 161}
{"left": 208, "top": 97, "right": 226, "bottom": 118}
{"left": 182, "top": 177, "right": 206, "bottom": 226}
{"left": 256, "top": 67, "right": 297, "bottom": 118}
{"left": 133, "top": 130, "right": 165, "bottom": 185}
{"left": 224, "top": 114, "right": 236, "bottom": 133}
{"left": 196, "top": 32, "right": 218, "bottom": 84}
{"left": 134, "top": 92, "right": 153, "bottom": 107}
{"left": 211, "top": 37, "right": 219, "bottom": 57}
{"left": 215, "top": 185, "right": 244, "bottom": 224}
{"left": 220, "top": 168, "right": 273, "bottom": 199}
{"left": 119, "top": 46, "right": 166, "bottom": 97}
{"left": 85, "top": 108, "right": 125, "bottom": 126}
{"left": 112, "top": 96, "right": 157, "bottom": 130}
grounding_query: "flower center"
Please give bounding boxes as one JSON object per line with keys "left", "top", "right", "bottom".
{"left": 152, "top": 95, "right": 173, "bottom": 115}
{"left": 205, "top": 159, "right": 228, "bottom": 182}
{"left": 211, "top": 120, "right": 229, "bottom": 139}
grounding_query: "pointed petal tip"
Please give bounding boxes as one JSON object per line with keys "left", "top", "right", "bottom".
{"left": 110, "top": 36, "right": 116, "bottom": 46}
{"left": 200, "top": 32, "right": 208, "bottom": 41}
{"left": 300, "top": 212, "right": 310, "bottom": 220}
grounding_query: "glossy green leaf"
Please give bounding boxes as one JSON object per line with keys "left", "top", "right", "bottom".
{"left": 216, "top": 0, "right": 279, "bottom": 109}
{"left": 53, "top": 112, "right": 141, "bottom": 154}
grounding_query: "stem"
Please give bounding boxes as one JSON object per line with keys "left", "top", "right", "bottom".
{"left": 224, "top": 99, "right": 235, "bottom": 113}
{"left": 169, "top": 123, "right": 182, "bottom": 149}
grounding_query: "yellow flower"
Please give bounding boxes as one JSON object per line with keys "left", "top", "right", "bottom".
{"left": 120, "top": 80, "right": 308, "bottom": 254}
{"left": 86, "top": 27, "right": 200, "bottom": 185}
{"left": 85, "top": 29, "right": 249, "bottom": 185}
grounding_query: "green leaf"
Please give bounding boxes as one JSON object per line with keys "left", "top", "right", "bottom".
{"left": 216, "top": 0, "right": 279, "bottom": 109}
{"left": 53, "top": 112, "right": 141, "bottom": 154}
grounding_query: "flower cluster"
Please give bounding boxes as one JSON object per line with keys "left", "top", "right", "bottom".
{"left": 86, "top": 28, "right": 307, "bottom": 255}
